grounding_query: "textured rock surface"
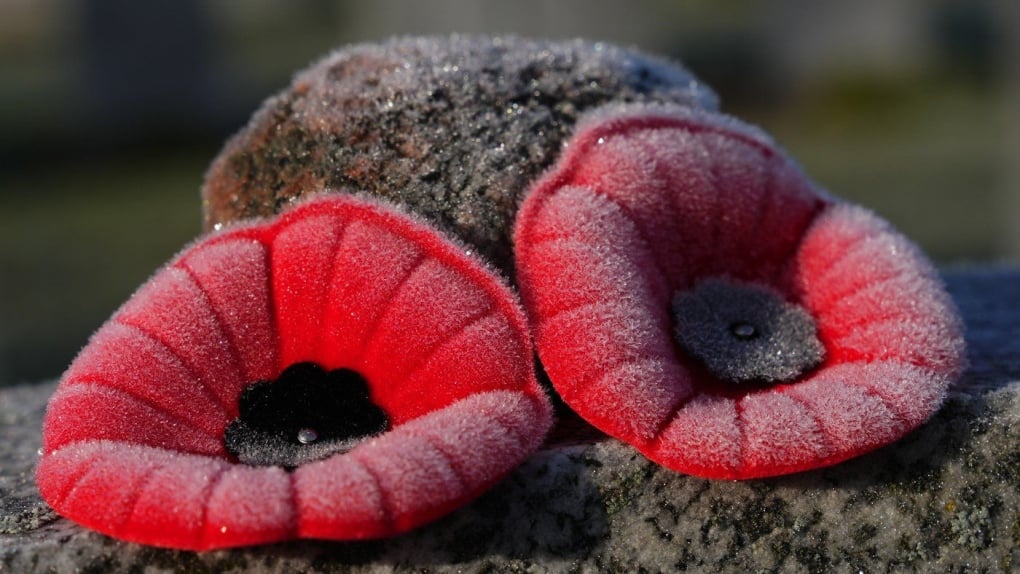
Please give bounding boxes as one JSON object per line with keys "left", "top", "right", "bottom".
{"left": 201, "top": 35, "right": 717, "bottom": 276}
{"left": 1, "top": 268, "right": 1018, "bottom": 573}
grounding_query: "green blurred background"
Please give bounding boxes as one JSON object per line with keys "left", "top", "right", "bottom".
{"left": 1, "top": 0, "right": 1017, "bottom": 384}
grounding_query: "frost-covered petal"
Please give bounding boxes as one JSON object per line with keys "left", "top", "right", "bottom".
{"left": 39, "top": 195, "right": 552, "bottom": 549}
{"left": 515, "top": 105, "right": 965, "bottom": 479}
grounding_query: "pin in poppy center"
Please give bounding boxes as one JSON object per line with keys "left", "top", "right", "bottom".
{"left": 671, "top": 278, "right": 825, "bottom": 385}
{"left": 224, "top": 362, "right": 389, "bottom": 469}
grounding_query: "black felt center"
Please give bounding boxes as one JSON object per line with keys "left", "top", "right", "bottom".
{"left": 224, "top": 362, "right": 389, "bottom": 469}
{"left": 671, "top": 278, "right": 826, "bottom": 385}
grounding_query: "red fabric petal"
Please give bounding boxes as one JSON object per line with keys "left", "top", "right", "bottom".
{"left": 202, "top": 465, "right": 296, "bottom": 547}
{"left": 316, "top": 218, "right": 425, "bottom": 368}
{"left": 794, "top": 204, "right": 965, "bottom": 375}
{"left": 271, "top": 212, "right": 346, "bottom": 368}
{"left": 43, "top": 384, "right": 225, "bottom": 456}
{"left": 358, "top": 259, "right": 496, "bottom": 423}
{"left": 59, "top": 322, "right": 229, "bottom": 438}
{"left": 177, "top": 238, "right": 277, "bottom": 386}
{"left": 114, "top": 267, "right": 248, "bottom": 414}
{"left": 514, "top": 106, "right": 965, "bottom": 479}
{"left": 39, "top": 195, "right": 552, "bottom": 549}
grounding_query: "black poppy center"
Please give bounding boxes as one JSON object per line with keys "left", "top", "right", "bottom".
{"left": 224, "top": 362, "right": 389, "bottom": 469}
{"left": 671, "top": 278, "right": 826, "bottom": 385}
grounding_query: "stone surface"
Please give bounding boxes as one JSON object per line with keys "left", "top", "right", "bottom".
{"left": 201, "top": 35, "right": 717, "bottom": 277}
{"left": 1, "top": 268, "right": 1018, "bottom": 573}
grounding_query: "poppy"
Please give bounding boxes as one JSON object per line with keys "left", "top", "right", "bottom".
{"left": 38, "top": 195, "right": 552, "bottom": 550}
{"left": 513, "top": 105, "right": 965, "bottom": 480}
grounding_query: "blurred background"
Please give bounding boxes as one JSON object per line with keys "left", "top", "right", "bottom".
{"left": 1, "top": 0, "right": 1017, "bottom": 384}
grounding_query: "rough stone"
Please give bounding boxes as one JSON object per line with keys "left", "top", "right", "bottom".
{"left": 2, "top": 268, "right": 1017, "bottom": 573}
{"left": 201, "top": 35, "right": 717, "bottom": 277}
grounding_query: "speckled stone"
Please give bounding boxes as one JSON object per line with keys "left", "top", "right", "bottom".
{"left": 201, "top": 35, "right": 717, "bottom": 276}
{"left": 2, "top": 269, "right": 1017, "bottom": 573}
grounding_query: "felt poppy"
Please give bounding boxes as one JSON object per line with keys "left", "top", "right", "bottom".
{"left": 37, "top": 195, "right": 552, "bottom": 550}
{"left": 513, "top": 105, "right": 965, "bottom": 480}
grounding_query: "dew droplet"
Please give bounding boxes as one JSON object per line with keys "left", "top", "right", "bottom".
{"left": 730, "top": 322, "right": 758, "bottom": 340}
{"left": 297, "top": 428, "right": 318, "bottom": 445}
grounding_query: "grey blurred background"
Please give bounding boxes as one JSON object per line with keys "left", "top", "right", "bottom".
{"left": 1, "top": 0, "right": 1016, "bottom": 384}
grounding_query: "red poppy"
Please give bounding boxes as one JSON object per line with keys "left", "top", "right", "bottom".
{"left": 513, "top": 105, "right": 965, "bottom": 480}
{"left": 38, "top": 195, "right": 552, "bottom": 550}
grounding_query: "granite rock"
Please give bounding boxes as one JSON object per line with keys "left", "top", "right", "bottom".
{"left": 1, "top": 268, "right": 1017, "bottom": 573}
{"left": 201, "top": 35, "right": 717, "bottom": 276}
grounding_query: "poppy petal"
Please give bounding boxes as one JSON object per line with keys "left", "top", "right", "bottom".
{"left": 39, "top": 195, "right": 552, "bottom": 549}
{"left": 271, "top": 212, "right": 346, "bottom": 367}
{"left": 514, "top": 105, "right": 964, "bottom": 479}
{"left": 60, "top": 322, "right": 228, "bottom": 437}
{"left": 795, "top": 204, "right": 965, "bottom": 375}
{"left": 177, "top": 238, "right": 277, "bottom": 386}
{"left": 316, "top": 218, "right": 425, "bottom": 368}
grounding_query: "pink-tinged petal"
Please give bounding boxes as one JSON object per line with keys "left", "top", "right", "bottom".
{"left": 293, "top": 454, "right": 390, "bottom": 540}
{"left": 516, "top": 105, "right": 963, "bottom": 479}
{"left": 39, "top": 441, "right": 301, "bottom": 551}
{"left": 61, "top": 322, "right": 228, "bottom": 436}
{"left": 122, "top": 449, "right": 231, "bottom": 550}
{"left": 114, "top": 267, "right": 246, "bottom": 412}
{"left": 202, "top": 465, "right": 296, "bottom": 548}
{"left": 688, "top": 132, "right": 771, "bottom": 279}
{"left": 547, "top": 107, "right": 825, "bottom": 288}
{"left": 646, "top": 130, "right": 735, "bottom": 286}
{"left": 291, "top": 390, "right": 553, "bottom": 542}
{"left": 838, "top": 360, "right": 949, "bottom": 430}
{"left": 37, "top": 442, "right": 234, "bottom": 550}
{"left": 651, "top": 394, "right": 743, "bottom": 479}
{"left": 515, "top": 186, "right": 670, "bottom": 318}
{"left": 515, "top": 107, "right": 824, "bottom": 463}
{"left": 178, "top": 238, "right": 277, "bottom": 384}
{"left": 409, "top": 391, "right": 548, "bottom": 491}
{"left": 828, "top": 315, "right": 960, "bottom": 372}
{"left": 350, "top": 434, "right": 467, "bottom": 535}
{"left": 348, "top": 389, "right": 550, "bottom": 535}
{"left": 536, "top": 302, "right": 690, "bottom": 441}
{"left": 516, "top": 184, "right": 687, "bottom": 441}
{"left": 567, "top": 131, "right": 701, "bottom": 287}
{"left": 37, "top": 441, "right": 162, "bottom": 537}
{"left": 638, "top": 362, "right": 942, "bottom": 480}
{"left": 35, "top": 442, "right": 97, "bottom": 510}
{"left": 737, "top": 391, "right": 831, "bottom": 478}
{"left": 40, "top": 194, "right": 552, "bottom": 549}
{"left": 782, "top": 366, "right": 904, "bottom": 458}
{"left": 753, "top": 159, "right": 825, "bottom": 287}
{"left": 42, "top": 384, "right": 224, "bottom": 456}
{"left": 796, "top": 205, "right": 965, "bottom": 375}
